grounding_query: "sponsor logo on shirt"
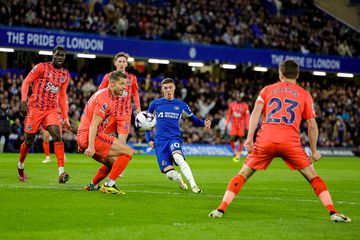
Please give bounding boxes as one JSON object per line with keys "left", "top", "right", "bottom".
{"left": 157, "top": 112, "right": 179, "bottom": 119}
{"left": 233, "top": 112, "right": 241, "bottom": 118}
{"left": 45, "top": 82, "right": 59, "bottom": 93}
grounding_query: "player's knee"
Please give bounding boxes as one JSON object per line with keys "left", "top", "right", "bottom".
{"left": 164, "top": 169, "right": 177, "bottom": 181}
{"left": 24, "top": 138, "right": 34, "bottom": 146}
{"left": 120, "top": 145, "right": 133, "bottom": 156}
{"left": 24, "top": 134, "right": 35, "bottom": 146}
{"left": 173, "top": 152, "right": 185, "bottom": 165}
{"left": 51, "top": 133, "right": 62, "bottom": 142}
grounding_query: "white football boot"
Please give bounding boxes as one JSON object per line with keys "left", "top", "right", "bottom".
{"left": 330, "top": 213, "right": 351, "bottom": 223}
{"left": 209, "top": 209, "right": 224, "bottom": 218}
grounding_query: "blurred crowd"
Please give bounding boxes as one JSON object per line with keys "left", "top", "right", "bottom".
{"left": 0, "top": 0, "right": 358, "bottom": 56}
{"left": 1, "top": 67, "right": 359, "bottom": 153}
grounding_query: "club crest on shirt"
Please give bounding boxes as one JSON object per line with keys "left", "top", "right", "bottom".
{"left": 127, "top": 80, "right": 131, "bottom": 86}
{"left": 27, "top": 125, "right": 32, "bottom": 131}
{"left": 100, "top": 103, "right": 108, "bottom": 113}
{"left": 174, "top": 106, "right": 179, "bottom": 110}
{"left": 59, "top": 77, "right": 65, "bottom": 83}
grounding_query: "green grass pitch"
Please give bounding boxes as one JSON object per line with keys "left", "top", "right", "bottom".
{"left": 0, "top": 153, "right": 359, "bottom": 240}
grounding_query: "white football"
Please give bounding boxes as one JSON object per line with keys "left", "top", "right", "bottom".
{"left": 135, "top": 111, "right": 156, "bottom": 131}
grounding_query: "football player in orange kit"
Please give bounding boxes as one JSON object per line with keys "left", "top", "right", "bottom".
{"left": 225, "top": 92, "right": 250, "bottom": 162}
{"left": 77, "top": 71, "right": 134, "bottom": 194}
{"left": 98, "top": 52, "right": 141, "bottom": 143}
{"left": 18, "top": 46, "right": 70, "bottom": 183}
{"left": 209, "top": 60, "right": 351, "bottom": 223}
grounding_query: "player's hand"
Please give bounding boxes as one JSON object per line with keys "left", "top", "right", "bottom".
{"left": 20, "top": 101, "right": 28, "bottom": 116}
{"left": 136, "top": 109, "right": 141, "bottom": 115}
{"left": 244, "top": 138, "right": 254, "bottom": 153}
{"left": 204, "top": 118, "right": 211, "bottom": 129}
{"left": 311, "top": 151, "right": 321, "bottom": 162}
{"left": 149, "top": 141, "right": 155, "bottom": 148}
{"left": 63, "top": 118, "right": 71, "bottom": 131}
{"left": 84, "top": 147, "right": 95, "bottom": 157}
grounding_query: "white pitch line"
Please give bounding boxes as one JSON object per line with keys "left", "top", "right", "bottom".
{"left": 2, "top": 184, "right": 360, "bottom": 205}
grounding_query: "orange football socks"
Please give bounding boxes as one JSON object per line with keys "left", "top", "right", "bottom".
{"left": 108, "top": 154, "right": 132, "bottom": 181}
{"left": 54, "top": 141, "right": 65, "bottom": 168}
{"left": 43, "top": 142, "right": 50, "bottom": 157}
{"left": 310, "top": 176, "right": 337, "bottom": 213}
{"left": 92, "top": 165, "right": 110, "bottom": 185}
{"left": 19, "top": 142, "right": 31, "bottom": 165}
{"left": 218, "top": 174, "right": 246, "bottom": 212}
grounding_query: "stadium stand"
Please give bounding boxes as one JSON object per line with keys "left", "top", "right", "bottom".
{"left": 0, "top": 0, "right": 359, "bottom": 56}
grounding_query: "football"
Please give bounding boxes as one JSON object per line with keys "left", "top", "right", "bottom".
{"left": 135, "top": 111, "right": 156, "bottom": 131}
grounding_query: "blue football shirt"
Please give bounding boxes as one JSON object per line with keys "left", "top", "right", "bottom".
{"left": 148, "top": 98, "right": 195, "bottom": 140}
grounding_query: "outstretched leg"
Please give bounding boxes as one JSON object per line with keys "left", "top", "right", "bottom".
{"left": 172, "top": 151, "right": 201, "bottom": 193}
{"left": 209, "top": 163, "right": 256, "bottom": 218}
{"left": 100, "top": 138, "right": 134, "bottom": 194}
{"left": 300, "top": 164, "right": 351, "bottom": 223}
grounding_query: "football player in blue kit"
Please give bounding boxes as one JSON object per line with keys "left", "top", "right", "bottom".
{"left": 145, "top": 78, "right": 211, "bottom": 193}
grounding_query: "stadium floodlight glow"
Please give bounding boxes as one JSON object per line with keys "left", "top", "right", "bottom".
{"left": 336, "top": 72, "right": 354, "bottom": 78}
{"left": 220, "top": 64, "right": 237, "bottom": 69}
{"left": 188, "top": 62, "right": 204, "bottom": 67}
{"left": 253, "top": 66, "right": 268, "bottom": 72}
{"left": 127, "top": 57, "right": 135, "bottom": 62}
{"left": 0, "top": 47, "right": 15, "bottom": 52}
{"left": 148, "top": 59, "right": 170, "bottom": 64}
{"left": 312, "top": 71, "right": 326, "bottom": 76}
{"left": 77, "top": 53, "right": 96, "bottom": 59}
{"left": 38, "top": 50, "right": 53, "bottom": 56}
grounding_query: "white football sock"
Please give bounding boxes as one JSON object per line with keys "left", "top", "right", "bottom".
{"left": 165, "top": 169, "right": 182, "bottom": 181}
{"left": 173, "top": 153, "right": 197, "bottom": 187}
{"left": 17, "top": 162, "right": 24, "bottom": 169}
{"left": 58, "top": 167, "right": 64, "bottom": 176}
{"left": 105, "top": 179, "right": 116, "bottom": 187}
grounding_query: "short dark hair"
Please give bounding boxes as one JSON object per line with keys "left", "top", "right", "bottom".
{"left": 109, "top": 71, "right": 128, "bottom": 82}
{"left": 161, "top": 78, "right": 174, "bottom": 85}
{"left": 279, "top": 59, "right": 299, "bottom": 79}
{"left": 114, "top": 52, "right": 129, "bottom": 62}
{"left": 53, "top": 45, "right": 65, "bottom": 53}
